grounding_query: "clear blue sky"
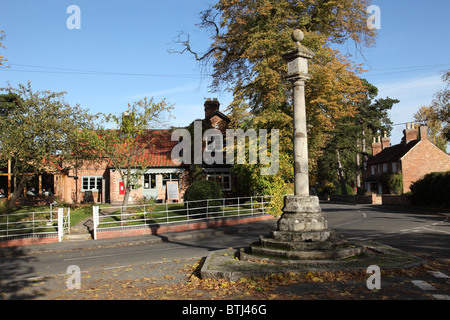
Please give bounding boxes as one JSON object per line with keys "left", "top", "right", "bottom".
{"left": 1, "top": 0, "right": 449, "bottom": 148}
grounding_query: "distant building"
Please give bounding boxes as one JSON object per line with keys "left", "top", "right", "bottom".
{"left": 362, "top": 123, "right": 450, "bottom": 194}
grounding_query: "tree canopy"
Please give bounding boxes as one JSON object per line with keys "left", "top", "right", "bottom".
{"left": 170, "top": 0, "right": 379, "bottom": 209}
{"left": 0, "top": 83, "right": 97, "bottom": 209}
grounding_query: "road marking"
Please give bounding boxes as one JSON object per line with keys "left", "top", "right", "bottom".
{"left": 420, "top": 227, "right": 450, "bottom": 235}
{"left": 428, "top": 271, "right": 449, "bottom": 279}
{"left": 103, "top": 265, "right": 127, "bottom": 270}
{"left": 63, "top": 246, "right": 181, "bottom": 262}
{"left": 411, "top": 280, "right": 437, "bottom": 291}
{"left": 334, "top": 219, "right": 362, "bottom": 228}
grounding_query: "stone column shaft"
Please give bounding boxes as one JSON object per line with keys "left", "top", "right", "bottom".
{"left": 292, "top": 79, "right": 309, "bottom": 196}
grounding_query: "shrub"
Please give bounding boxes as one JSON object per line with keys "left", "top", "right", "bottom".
{"left": 184, "top": 180, "right": 223, "bottom": 212}
{"left": 317, "top": 181, "right": 336, "bottom": 196}
{"left": 388, "top": 172, "right": 403, "bottom": 195}
{"left": 409, "top": 171, "right": 450, "bottom": 208}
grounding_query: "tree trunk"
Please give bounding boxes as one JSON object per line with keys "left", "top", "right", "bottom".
{"left": 121, "top": 178, "right": 131, "bottom": 225}
{"left": 355, "top": 138, "right": 361, "bottom": 189}
{"left": 336, "top": 149, "right": 347, "bottom": 195}
{"left": 7, "top": 174, "right": 29, "bottom": 210}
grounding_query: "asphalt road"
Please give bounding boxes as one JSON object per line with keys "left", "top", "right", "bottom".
{"left": 0, "top": 202, "right": 449, "bottom": 300}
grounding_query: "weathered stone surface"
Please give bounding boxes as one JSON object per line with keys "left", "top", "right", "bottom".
{"left": 282, "top": 195, "right": 321, "bottom": 214}
{"left": 259, "top": 235, "right": 346, "bottom": 251}
{"left": 271, "top": 229, "right": 333, "bottom": 242}
{"left": 249, "top": 245, "right": 364, "bottom": 261}
{"left": 200, "top": 243, "right": 425, "bottom": 280}
{"left": 277, "top": 213, "right": 328, "bottom": 232}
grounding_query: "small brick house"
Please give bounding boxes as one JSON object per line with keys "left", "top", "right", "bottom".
{"left": 53, "top": 99, "right": 232, "bottom": 204}
{"left": 362, "top": 123, "right": 450, "bottom": 194}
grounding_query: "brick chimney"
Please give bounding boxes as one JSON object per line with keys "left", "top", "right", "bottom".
{"left": 403, "top": 122, "right": 418, "bottom": 144}
{"left": 419, "top": 125, "right": 428, "bottom": 141}
{"left": 204, "top": 98, "right": 220, "bottom": 118}
{"left": 381, "top": 131, "right": 390, "bottom": 150}
{"left": 372, "top": 136, "right": 382, "bottom": 156}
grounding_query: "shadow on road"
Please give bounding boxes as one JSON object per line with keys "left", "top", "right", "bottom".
{"left": 0, "top": 246, "right": 50, "bottom": 299}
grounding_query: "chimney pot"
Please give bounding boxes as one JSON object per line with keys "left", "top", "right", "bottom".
{"left": 204, "top": 98, "right": 220, "bottom": 118}
{"left": 381, "top": 132, "right": 390, "bottom": 150}
{"left": 372, "top": 136, "right": 382, "bottom": 156}
{"left": 419, "top": 126, "right": 428, "bottom": 141}
{"left": 403, "top": 122, "right": 419, "bottom": 144}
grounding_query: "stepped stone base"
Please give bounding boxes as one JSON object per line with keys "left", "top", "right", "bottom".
{"left": 247, "top": 195, "right": 363, "bottom": 261}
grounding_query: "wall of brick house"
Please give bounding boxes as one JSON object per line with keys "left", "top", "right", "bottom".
{"left": 109, "top": 169, "right": 143, "bottom": 204}
{"left": 401, "top": 140, "right": 450, "bottom": 192}
{"left": 54, "top": 160, "right": 109, "bottom": 204}
{"left": 209, "top": 114, "right": 229, "bottom": 134}
{"left": 110, "top": 169, "right": 188, "bottom": 204}
{"left": 155, "top": 172, "right": 189, "bottom": 202}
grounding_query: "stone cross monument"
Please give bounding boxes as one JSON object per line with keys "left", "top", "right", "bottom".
{"left": 276, "top": 29, "right": 331, "bottom": 243}
{"left": 283, "top": 29, "right": 314, "bottom": 197}
{"left": 247, "top": 30, "right": 362, "bottom": 260}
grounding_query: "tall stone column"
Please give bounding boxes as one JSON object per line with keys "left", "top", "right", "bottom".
{"left": 247, "top": 30, "right": 363, "bottom": 260}
{"left": 276, "top": 30, "right": 330, "bottom": 243}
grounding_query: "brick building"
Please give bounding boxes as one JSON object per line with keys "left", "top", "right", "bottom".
{"left": 54, "top": 98, "right": 231, "bottom": 204}
{"left": 362, "top": 123, "right": 450, "bottom": 194}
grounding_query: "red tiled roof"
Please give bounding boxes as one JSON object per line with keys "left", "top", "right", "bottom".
{"left": 138, "top": 130, "right": 180, "bottom": 167}
{"left": 366, "top": 140, "right": 419, "bottom": 165}
{"left": 109, "top": 129, "right": 181, "bottom": 167}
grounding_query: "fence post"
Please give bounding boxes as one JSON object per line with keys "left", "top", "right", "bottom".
{"left": 237, "top": 197, "right": 240, "bottom": 217}
{"left": 58, "top": 208, "right": 63, "bottom": 242}
{"left": 93, "top": 206, "right": 99, "bottom": 240}
{"left": 66, "top": 208, "right": 71, "bottom": 234}
{"left": 206, "top": 199, "right": 209, "bottom": 219}
{"left": 261, "top": 195, "right": 264, "bottom": 214}
{"left": 251, "top": 196, "right": 254, "bottom": 215}
{"left": 223, "top": 198, "right": 225, "bottom": 217}
{"left": 186, "top": 201, "right": 189, "bottom": 221}
{"left": 32, "top": 211, "right": 35, "bottom": 237}
{"left": 143, "top": 205, "right": 146, "bottom": 225}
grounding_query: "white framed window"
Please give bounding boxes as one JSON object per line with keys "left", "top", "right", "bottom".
{"left": 371, "top": 165, "right": 375, "bottom": 175}
{"left": 143, "top": 174, "right": 156, "bottom": 189}
{"left": 382, "top": 163, "right": 388, "bottom": 173}
{"left": 82, "top": 176, "right": 103, "bottom": 192}
{"left": 206, "top": 172, "right": 232, "bottom": 191}
{"left": 392, "top": 162, "right": 397, "bottom": 173}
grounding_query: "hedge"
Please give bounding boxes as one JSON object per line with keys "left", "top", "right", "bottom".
{"left": 183, "top": 180, "right": 223, "bottom": 211}
{"left": 409, "top": 171, "right": 450, "bottom": 208}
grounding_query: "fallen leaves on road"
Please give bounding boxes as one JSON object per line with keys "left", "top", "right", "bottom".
{"left": 6, "top": 254, "right": 448, "bottom": 300}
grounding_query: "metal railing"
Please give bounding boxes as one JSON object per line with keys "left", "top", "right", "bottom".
{"left": 93, "top": 196, "right": 273, "bottom": 238}
{"left": 0, "top": 208, "right": 70, "bottom": 241}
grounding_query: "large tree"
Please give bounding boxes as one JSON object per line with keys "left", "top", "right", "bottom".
{"left": 431, "top": 70, "right": 450, "bottom": 142}
{"left": 316, "top": 80, "right": 398, "bottom": 195}
{"left": 414, "top": 105, "right": 448, "bottom": 152}
{"left": 170, "top": 0, "right": 377, "bottom": 208}
{"left": 0, "top": 83, "right": 97, "bottom": 209}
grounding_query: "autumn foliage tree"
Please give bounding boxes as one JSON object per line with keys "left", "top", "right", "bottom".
{"left": 0, "top": 30, "right": 6, "bottom": 67}
{"left": 0, "top": 83, "right": 97, "bottom": 209}
{"left": 170, "top": 0, "right": 377, "bottom": 205}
